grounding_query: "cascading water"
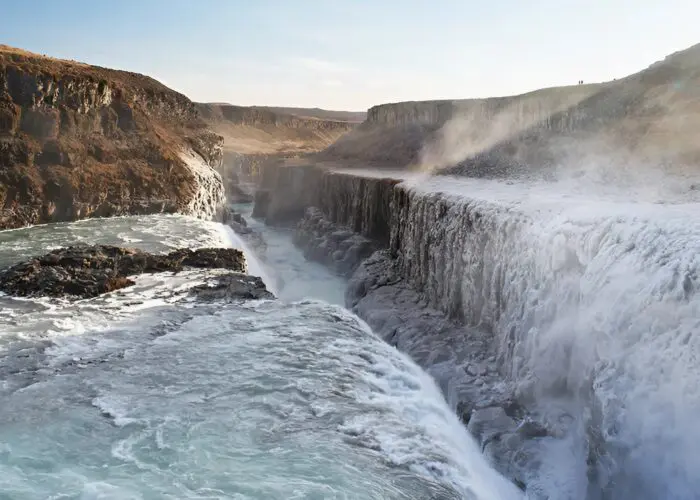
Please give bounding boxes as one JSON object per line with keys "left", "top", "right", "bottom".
{"left": 221, "top": 224, "right": 279, "bottom": 296}
{"left": 384, "top": 174, "right": 700, "bottom": 499}
{"left": 0, "top": 213, "right": 521, "bottom": 499}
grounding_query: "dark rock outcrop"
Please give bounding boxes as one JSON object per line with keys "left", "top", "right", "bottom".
{"left": 222, "top": 170, "right": 255, "bottom": 203}
{"left": 189, "top": 273, "right": 273, "bottom": 301}
{"left": 0, "top": 45, "right": 224, "bottom": 229}
{"left": 222, "top": 207, "right": 267, "bottom": 254}
{"left": 0, "top": 245, "right": 248, "bottom": 298}
{"left": 294, "top": 207, "right": 375, "bottom": 277}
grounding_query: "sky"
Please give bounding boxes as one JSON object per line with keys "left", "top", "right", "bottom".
{"left": 3, "top": 0, "right": 699, "bottom": 111}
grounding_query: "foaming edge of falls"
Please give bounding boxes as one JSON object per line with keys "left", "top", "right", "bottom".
{"left": 276, "top": 302, "right": 525, "bottom": 500}
{"left": 0, "top": 254, "right": 522, "bottom": 498}
{"left": 383, "top": 177, "right": 700, "bottom": 498}
{"left": 211, "top": 209, "right": 523, "bottom": 497}
{"left": 261, "top": 161, "right": 700, "bottom": 498}
{"left": 219, "top": 224, "right": 279, "bottom": 296}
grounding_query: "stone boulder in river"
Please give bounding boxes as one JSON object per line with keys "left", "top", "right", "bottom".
{"left": 0, "top": 245, "right": 271, "bottom": 299}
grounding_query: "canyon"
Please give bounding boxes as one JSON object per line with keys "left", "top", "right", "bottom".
{"left": 243, "top": 43, "right": 700, "bottom": 498}
{"left": 2, "top": 38, "right": 700, "bottom": 498}
{"left": 196, "top": 102, "right": 362, "bottom": 202}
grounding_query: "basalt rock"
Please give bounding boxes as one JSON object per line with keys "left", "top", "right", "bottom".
{"left": 222, "top": 207, "right": 267, "bottom": 255}
{"left": 0, "top": 245, "right": 247, "bottom": 298}
{"left": 0, "top": 45, "right": 224, "bottom": 229}
{"left": 293, "top": 207, "right": 376, "bottom": 277}
{"left": 221, "top": 206, "right": 247, "bottom": 227}
{"left": 189, "top": 273, "right": 273, "bottom": 301}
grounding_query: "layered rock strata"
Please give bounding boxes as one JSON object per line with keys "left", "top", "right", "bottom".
{"left": 253, "top": 164, "right": 398, "bottom": 239}
{"left": 257, "top": 161, "right": 700, "bottom": 497}
{"left": 293, "top": 207, "right": 375, "bottom": 277}
{"left": 0, "top": 45, "right": 224, "bottom": 229}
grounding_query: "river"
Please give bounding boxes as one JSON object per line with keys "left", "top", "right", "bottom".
{"left": 0, "top": 214, "right": 520, "bottom": 499}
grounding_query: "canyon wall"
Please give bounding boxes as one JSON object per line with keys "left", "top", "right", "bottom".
{"left": 197, "top": 103, "right": 360, "bottom": 133}
{"left": 253, "top": 163, "right": 398, "bottom": 238}
{"left": 196, "top": 103, "right": 357, "bottom": 158}
{"left": 249, "top": 42, "right": 700, "bottom": 498}
{"left": 0, "top": 45, "right": 224, "bottom": 229}
{"left": 197, "top": 103, "right": 360, "bottom": 203}
{"left": 250, "top": 106, "right": 365, "bottom": 123}
{"left": 322, "top": 43, "right": 700, "bottom": 178}
{"left": 320, "top": 85, "right": 601, "bottom": 169}
{"left": 255, "top": 161, "right": 700, "bottom": 497}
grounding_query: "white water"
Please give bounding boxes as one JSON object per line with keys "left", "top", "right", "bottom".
{"left": 0, "top": 214, "right": 520, "bottom": 499}
{"left": 222, "top": 224, "right": 279, "bottom": 296}
{"left": 380, "top": 174, "right": 700, "bottom": 499}
{"left": 231, "top": 203, "right": 348, "bottom": 305}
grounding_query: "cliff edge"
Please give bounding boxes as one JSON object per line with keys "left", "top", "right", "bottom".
{"left": 321, "top": 43, "right": 700, "bottom": 179}
{"left": 0, "top": 45, "right": 224, "bottom": 229}
{"left": 196, "top": 102, "right": 361, "bottom": 200}
{"left": 196, "top": 103, "right": 359, "bottom": 156}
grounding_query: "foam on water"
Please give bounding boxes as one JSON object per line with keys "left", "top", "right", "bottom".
{"left": 0, "top": 214, "right": 520, "bottom": 499}
{"left": 385, "top": 173, "right": 700, "bottom": 498}
{"left": 230, "top": 203, "right": 348, "bottom": 305}
{"left": 0, "top": 292, "right": 521, "bottom": 499}
{"left": 221, "top": 224, "right": 279, "bottom": 296}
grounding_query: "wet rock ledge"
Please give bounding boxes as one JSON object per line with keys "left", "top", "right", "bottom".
{"left": 294, "top": 207, "right": 376, "bottom": 277}
{"left": 0, "top": 245, "right": 272, "bottom": 299}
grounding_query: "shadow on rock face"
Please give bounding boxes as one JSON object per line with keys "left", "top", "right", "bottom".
{"left": 293, "top": 207, "right": 376, "bottom": 277}
{"left": 222, "top": 207, "right": 268, "bottom": 255}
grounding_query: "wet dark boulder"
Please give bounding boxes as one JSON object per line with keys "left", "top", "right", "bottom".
{"left": 189, "top": 273, "right": 273, "bottom": 301}
{"left": 0, "top": 245, "right": 248, "bottom": 298}
{"left": 221, "top": 207, "right": 247, "bottom": 227}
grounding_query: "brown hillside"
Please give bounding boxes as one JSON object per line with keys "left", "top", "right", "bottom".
{"left": 196, "top": 103, "right": 357, "bottom": 156}
{"left": 0, "top": 45, "right": 223, "bottom": 229}
{"left": 320, "top": 43, "right": 700, "bottom": 179}
{"left": 251, "top": 106, "right": 365, "bottom": 123}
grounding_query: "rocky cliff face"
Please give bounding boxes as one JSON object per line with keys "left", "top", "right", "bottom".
{"left": 322, "top": 86, "right": 601, "bottom": 169}
{"left": 323, "top": 43, "right": 700, "bottom": 178}
{"left": 253, "top": 163, "right": 398, "bottom": 238}
{"left": 0, "top": 45, "right": 224, "bottom": 229}
{"left": 364, "top": 87, "right": 600, "bottom": 130}
{"left": 256, "top": 161, "right": 700, "bottom": 496}
{"left": 197, "top": 104, "right": 358, "bottom": 133}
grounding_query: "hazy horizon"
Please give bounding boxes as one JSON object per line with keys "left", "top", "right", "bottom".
{"left": 4, "top": 0, "right": 700, "bottom": 111}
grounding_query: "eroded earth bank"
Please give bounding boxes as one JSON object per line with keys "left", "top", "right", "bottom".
{"left": 0, "top": 45, "right": 225, "bottom": 229}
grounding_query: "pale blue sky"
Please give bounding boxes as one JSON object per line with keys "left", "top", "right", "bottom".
{"left": 3, "top": 0, "right": 699, "bottom": 110}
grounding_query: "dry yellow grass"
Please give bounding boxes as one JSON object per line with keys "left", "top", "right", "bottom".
{"left": 0, "top": 44, "right": 175, "bottom": 96}
{"left": 197, "top": 103, "right": 357, "bottom": 156}
{"left": 320, "top": 43, "right": 700, "bottom": 175}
